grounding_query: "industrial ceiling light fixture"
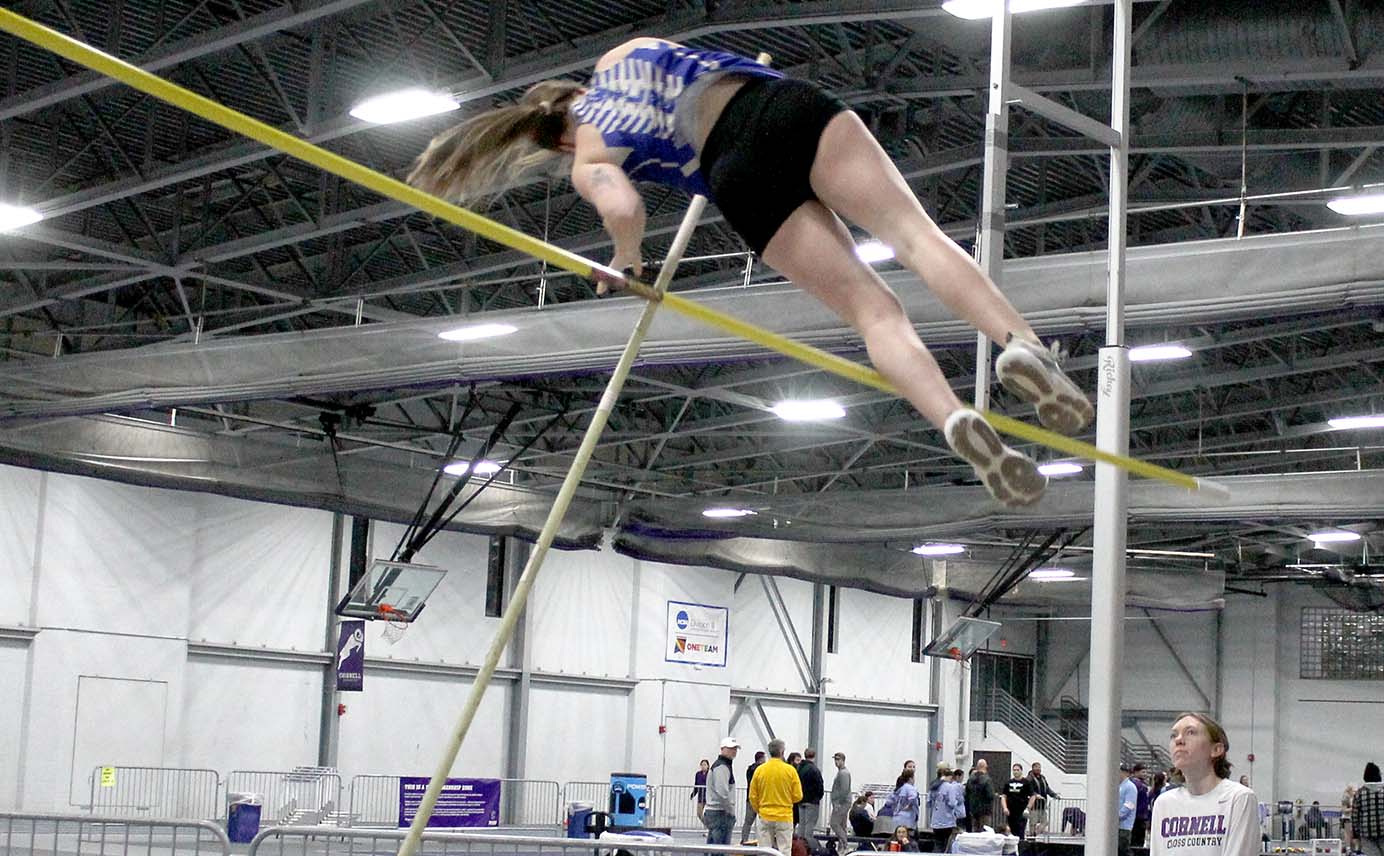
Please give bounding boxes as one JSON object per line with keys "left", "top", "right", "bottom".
{"left": 350, "top": 88, "right": 460, "bottom": 125}
{"left": 1028, "top": 567, "right": 1080, "bottom": 581}
{"left": 0, "top": 203, "right": 42, "bottom": 231}
{"left": 912, "top": 543, "right": 967, "bottom": 556}
{"left": 771, "top": 399, "right": 847, "bottom": 421}
{"left": 1326, "top": 193, "right": 1384, "bottom": 216}
{"left": 942, "top": 0, "right": 1087, "bottom": 20}
{"left": 1129, "top": 344, "right": 1193, "bottom": 362}
{"left": 444, "top": 460, "right": 504, "bottom": 476}
{"left": 437, "top": 322, "right": 517, "bottom": 342}
{"left": 1328, "top": 415, "right": 1384, "bottom": 430}
{"left": 1307, "top": 530, "right": 1362, "bottom": 544}
{"left": 1038, "top": 461, "right": 1083, "bottom": 476}
{"left": 702, "top": 507, "right": 757, "bottom": 519}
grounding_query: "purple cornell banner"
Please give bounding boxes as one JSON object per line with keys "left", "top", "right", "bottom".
{"left": 397, "top": 777, "right": 501, "bottom": 828}
{"left": 335, "top": 620, "right": 365, "bottom": 692}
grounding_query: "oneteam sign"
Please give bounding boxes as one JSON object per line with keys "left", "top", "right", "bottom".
{"left": 666, "top": 601, "right": 728, "bottom": 668}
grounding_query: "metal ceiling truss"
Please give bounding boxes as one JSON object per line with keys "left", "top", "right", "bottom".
{"left": 3, "top": 0, "right": 1384, "bottom": 590}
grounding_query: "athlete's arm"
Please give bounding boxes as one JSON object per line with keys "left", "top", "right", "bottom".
{"left": 571, "top": 126, "right": 645, "bottom": 291}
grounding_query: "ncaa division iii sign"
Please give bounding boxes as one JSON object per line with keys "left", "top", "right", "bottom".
{"left": 666, "top": 601, "right": 728, "bottom": 667}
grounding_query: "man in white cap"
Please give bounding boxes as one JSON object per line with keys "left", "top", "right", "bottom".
{"left": 705, "top": 737, "right": 741, "bottom": 845}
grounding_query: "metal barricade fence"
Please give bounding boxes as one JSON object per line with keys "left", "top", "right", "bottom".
{"left": 646, "top": 784, "right": 700, "bottom": 832}
{"left": 86, "top": 766, "right": 222, "bottom": 821}
{"left": 1026, "top": 797, "right": 1088, "bottom": 839}
{"left": 560, "top": 781, "right": 610, "bottom": 813}
{"left": 248, "top": 826, "right": 783, "bottom": 856}
{"left": 0, "top": 811, "right": 230, "bottom": 856}
{"left": 226, "top": 770, "right": 343, "bottom": 827}
{"left": 349, "top": 777, "right": 561, "bottom": 829}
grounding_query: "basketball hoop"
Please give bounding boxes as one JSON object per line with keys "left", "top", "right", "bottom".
{"left": 377, "top": 604, "right": 411, "bottom": 645}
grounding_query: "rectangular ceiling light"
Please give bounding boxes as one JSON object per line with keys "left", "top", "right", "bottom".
{"left": 1129, "top": 344, "right": 1193, "bottom": 362}
{"left": 0, "top": 203, "right": 43, "bottom": 231}
{"left": 942, "top": 0, "right": 1087, "bottom": 20}
{"left": 1328, "top": 415, "right": 1384, "bottom": 430}
{"left": 1326, "top": 193, "right": 1384, "bottom": 216}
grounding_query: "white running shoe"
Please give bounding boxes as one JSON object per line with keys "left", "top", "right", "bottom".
{"left": 944, "top": 408, "right": 1047, "bottom": 508}
{"left": 995, "top": 335, "right": 1094, "bottom": 435}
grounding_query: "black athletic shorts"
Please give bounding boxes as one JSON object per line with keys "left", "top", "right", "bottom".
{"left": 700, "top": 77, "right": 850, "bottom": 254}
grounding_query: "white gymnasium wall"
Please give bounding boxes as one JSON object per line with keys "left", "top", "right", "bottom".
{"left": 527, "top": 547, "right": 635, "bottom": 678}
{"left": 1038, "top": 610, "right": 1219, "bottom": 713}
{"left": 188, "top": 498, "right": 333, "bottom": 649}
{"left": 826, "top": 708, "right": 929, "bottom": 791}
{"left": 336, "top": 671, "right": 507, "bottom": 778}
{"left": 1219, "top": 591, "right": 1277, "bottom": 795}
{"left": 824, "top": 586, "right": 929, "bottom": 704}
{"left": 35, "top": 463, "right": 1384, "bottom": 816}
{"left": 182, "top": 658, "right": 323, "bottom": 771}
{"left": 527, "top": 684, "right": 631, "bottom": 784}
{"left": 1271, "top": 585, "right": 1382, "bottom": 806}
{"left": 0, "top": 466, "right": 40, "bottom": 625}
{"left": 0, "top": 640, "right": 30, "bottom": 806}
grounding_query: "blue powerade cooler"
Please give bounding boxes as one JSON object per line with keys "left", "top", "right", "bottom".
{"left": 567, "top": 804, "right": 612, "bottom": 838}
{"left": 608, "top": 773, "right": 647, "bottom": 827}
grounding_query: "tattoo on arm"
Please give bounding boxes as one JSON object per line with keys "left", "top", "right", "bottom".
{"left": 589, "top": 165, "right": 616, "bottom": 189}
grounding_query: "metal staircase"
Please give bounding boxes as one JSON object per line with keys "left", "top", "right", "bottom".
{"left": 974, "top": 689, "right": 1169, "bottom": 774}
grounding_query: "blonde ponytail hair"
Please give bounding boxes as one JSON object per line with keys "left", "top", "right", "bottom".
{"left": 406, "top": 80, "right": 583, "bottom": 204}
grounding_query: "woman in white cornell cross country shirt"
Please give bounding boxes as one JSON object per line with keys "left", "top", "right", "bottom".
{"left": 1152, "top": 713, "right": 1258, "bottom": 856}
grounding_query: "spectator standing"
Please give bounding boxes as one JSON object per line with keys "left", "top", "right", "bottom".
{"left": 830, "top": 752, "right": 853, "bottom": 852}
{"left": 966, "top": 760, "right": 995, "bottom": 832}
{"left": 704, "top": 738, "right": 740, "bottom": 845}
{"left": 1150, "top": 712, "right": 1257, "bottom": 856}
{"left": 797, "top": 748, "right": 826, "bottom": 841}
{"left": 1343, "top": 784, "right": 1357, "bottom": 852}
{"left": 929, "top": 763, "right": 951, "bottom": 817}
{"left": 1353, "top": 762, "right": 1384, "bottom": 856}
{"left": 1027, "top": 762, "right": 1058, "bottom": 835}
{"left": 1149, "top": 772, "right": 1169, "bottom": 814}
{"left": 896, "top": 760, "right": 918, "bottom": 790}
{"left": 931, "top": 769, "right": 968, "bottom": 853}
{"left": 893, "top": 769, "right": 922, "bottom": 834}
{"left": 741, "top": 751, "right": 767, "bottom": 844}
{"left": 850, "top": 793, "right": 878, "bottom": 837}
{"left": 1118, "top": 765, "right": 1137, "bottom": 856}
{"left": 788, "top": 753, "right": 804, "bottom": 827}
{"left": 693, "top": 759, "right": 710, "bottom": 823}
{"left": 1303, "top": 802, "right": 1326, "bottom": 840}
{"left": 750, "top": 739, "right": 804, "bottom": 856}
{"left": 1132, "top": 764, "right": 1152, "bottom": 847}
{"left": 1004, "top": 763, "right": 1036, "bottom": 841}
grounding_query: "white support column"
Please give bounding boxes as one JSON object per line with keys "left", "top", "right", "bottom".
{"left": 975, "top": 3, "right": 1013, "bottom": 409}
{"left": 1086, "top": 4, "right": 1134, "bottom": 856}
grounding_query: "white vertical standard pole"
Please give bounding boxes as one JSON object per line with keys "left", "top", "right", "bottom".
{"left": 394, "top": 196, "right": 708, "bottom": 856}
{"left": 974, "top": 1, "right": 1013, "bottom": 412}
{"left": 1085, "top": 3, "right": 1134, "bottom": 856}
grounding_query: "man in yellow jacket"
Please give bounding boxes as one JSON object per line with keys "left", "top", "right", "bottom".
{"left": 750, "top": 738, "right": 804, "bottom": 855}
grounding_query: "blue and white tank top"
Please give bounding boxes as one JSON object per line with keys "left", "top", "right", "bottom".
{"left": 569, "top": 44, "right": 782, "bottom": 196}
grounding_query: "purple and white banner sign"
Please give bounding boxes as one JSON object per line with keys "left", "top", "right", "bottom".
{"left": 397, "top": 777, "right": 501, "bottom": 828}
{"left": 336, "top": 620, "right": 365, "bottom": 692}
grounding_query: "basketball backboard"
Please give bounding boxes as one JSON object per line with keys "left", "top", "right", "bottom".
{"left": 921, "top": 615, "right": 1002, "bottom": 661}
{"left": 335, "top": 559, "right": 448, "bottom": 623}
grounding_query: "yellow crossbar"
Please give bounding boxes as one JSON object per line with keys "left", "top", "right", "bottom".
{"left": 0, "top": 8, "right": 1228, "bottom": 499}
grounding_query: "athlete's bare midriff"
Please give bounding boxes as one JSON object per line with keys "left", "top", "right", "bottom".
{"left": 592, "top": 38, "right": 751, "bottom": 155}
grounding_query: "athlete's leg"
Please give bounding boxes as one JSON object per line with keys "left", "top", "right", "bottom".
{"left": 807, "top": 111, "right": 1093, "bottom": 434}
{"left": 762, "top": 201, "right": 1045, "bottom": 506}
